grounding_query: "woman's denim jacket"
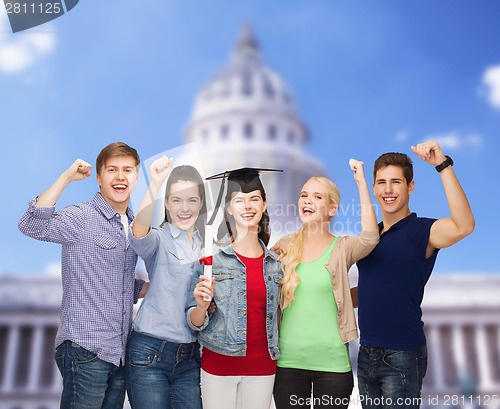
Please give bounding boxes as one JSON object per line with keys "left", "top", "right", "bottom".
{"left": 186, "top": 238, "right": 282, "bottom": 360}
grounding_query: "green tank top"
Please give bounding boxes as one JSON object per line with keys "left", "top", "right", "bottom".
{"left": 277, "top": 237, "right": 351, "bottom": 372}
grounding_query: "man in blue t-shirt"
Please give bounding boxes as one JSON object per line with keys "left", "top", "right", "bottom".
{"left": 356, "top": 140, "right": 474, "bottom": 409}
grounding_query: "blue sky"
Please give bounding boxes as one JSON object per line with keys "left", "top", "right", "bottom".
{"left": 1, "top": 0, "right": 499, "bottom": 275}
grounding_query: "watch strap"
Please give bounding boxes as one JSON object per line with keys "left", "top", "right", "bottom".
{"left": 435, "top": 155, "right": 454, "bottom": 172}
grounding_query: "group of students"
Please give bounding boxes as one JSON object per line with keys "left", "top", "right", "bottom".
{"left": 18, "top": 140, "right": 474, "bottom": 409}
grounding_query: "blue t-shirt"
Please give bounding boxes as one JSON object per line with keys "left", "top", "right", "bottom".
{"left": 357, "top": 213, "right": 438, "bottom": 350}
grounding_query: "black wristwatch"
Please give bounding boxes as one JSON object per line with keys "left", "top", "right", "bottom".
{"left": 435, "top": 155, "right": 454, "bottom": 173}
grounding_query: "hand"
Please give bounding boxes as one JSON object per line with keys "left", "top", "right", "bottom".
{"left": 149, "top": 156, "right": 173, "bottom": 184}
{"left": 349, "top": 158, "right": 366, "bottom": 184}
{"left": 193, "top": 275, "right": 215, "bottom": 310}
{"left": 270, "top": 242, "right": 287, "bottom": 262}
{"left": 64, "top": 159, "right": 92, "bottom": 182}
{"left": 411, "top": 141, "right": 446, "bottom": 166}
{"left": 208, "top": 300, "right": 217, "bottom": 315}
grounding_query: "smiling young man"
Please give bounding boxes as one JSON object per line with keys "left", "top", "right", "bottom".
{"left": 356, "top": 140, "right": 475, "bottom": 409}
{"left": 18, "top": 142, "right": 146, "bottom": 409}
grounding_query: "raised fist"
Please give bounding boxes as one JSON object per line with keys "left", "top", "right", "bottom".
{"left": 411, "top": 141, "right": 446, "bottom": 166}
{"left": 149, "top": 156, "right": 173, "bottom": 184}
{"left": 349, "top": 158, "right": 366, "bottom": 184}
{"left": 65, "top": 159, "right": 92, "bottom": 182}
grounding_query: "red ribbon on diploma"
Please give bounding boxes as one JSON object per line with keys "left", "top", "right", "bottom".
{"left": 199, "top": 256, "right": 213, "bottom": 266}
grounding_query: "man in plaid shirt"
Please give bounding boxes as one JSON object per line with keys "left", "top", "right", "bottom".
{"left": 19, "top": 142, "right": 147, "bottom": 409}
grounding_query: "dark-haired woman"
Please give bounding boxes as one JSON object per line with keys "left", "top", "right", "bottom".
{"left": 186, "top": 169, "right": 282, "bottom": 409}
{"left": 126, "top": 156, "right": 206, "bottom": 409}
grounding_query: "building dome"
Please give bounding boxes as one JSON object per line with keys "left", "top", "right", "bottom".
{"left": 186, "top": 25, "right": 309, "bottom": 149}
{"left": 184, "top": 25, "right": 324, "bottom": 237}
{"left": 190, "top": 25, "right": 305, "bottom": 137}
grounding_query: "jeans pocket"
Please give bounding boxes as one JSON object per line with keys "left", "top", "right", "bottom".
{"left": 128, "top": 347, "right": 157, "bottom": 368}
{"left": 69, "top": 343, "right": 99, "bottom": 364}
{"left": 382, "top": 349, "right": 407, "bottom": 372}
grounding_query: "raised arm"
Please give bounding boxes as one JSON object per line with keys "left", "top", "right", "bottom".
{"left": 342, "top": 159, "right": 379, "bottom": 266}
{"left": 18, "top": 159, "right": 92, "bottom": 243}
{"left": 411, "top": 141, "right": 475, "bottom": 255}
{"left": 36, "top": 159, "right": 92, "bottom": 207}
{"left": 349, "top": 159, "right": 378, "bottom": 234}
{"left": 132, "top": 156, "right": 172, "bottom": 239}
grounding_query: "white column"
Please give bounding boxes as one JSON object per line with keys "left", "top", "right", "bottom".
{"left": 27, "top": 325, "right": 44, "bottom": 392}
{"left": 452, "top": 325, "right": 467, "bottom": 379}
{"left": 428, "top": 325, "right": 446, "bottom": 390}
{"left": 475, "top": 325, "right": 494, "bottom": 390}
{"left": 2, "top": 325, "right": 20, "bottom": 392}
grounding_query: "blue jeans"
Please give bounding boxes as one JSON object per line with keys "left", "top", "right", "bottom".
{"left": 54, "top": 340, "right": 126, "bottom": 409}
{"left": 125, "top": 330, "right": 202, "bottom": 409}
{"left": 357, "top": 345, "right": 427, "bottom": 409}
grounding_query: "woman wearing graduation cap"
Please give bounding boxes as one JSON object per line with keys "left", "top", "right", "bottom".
{"left": 272, "top": 159, "right": 379, "bottom": 409}
{"left": 186, "top": 167, "right": 283, "bottom": 409}
{"left": 126, "top": 157, "right": 207, "bottom": 409}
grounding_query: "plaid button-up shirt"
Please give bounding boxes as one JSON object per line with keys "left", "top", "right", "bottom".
{"left": 18, "top": 192, "right": 143, "bottom": 366}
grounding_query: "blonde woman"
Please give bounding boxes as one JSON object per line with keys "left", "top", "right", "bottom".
{"left": 272, "top": 159, "right": 379, "bottom": 409}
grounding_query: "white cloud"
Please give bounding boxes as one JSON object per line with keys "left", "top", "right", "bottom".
{"left": 395, "top": 130, "right": 409, "bottom": 142}
{"left": 481, "top": 64, "right": 500, "bottom": 110}
{"left": 421, "top": 132, "right": 483, "bottom": 151}
{"left": 43, "top": 261, "right": 61, "bottom": 277}
{"left": 0, "top": 17, "right": 56, "bottom": 73}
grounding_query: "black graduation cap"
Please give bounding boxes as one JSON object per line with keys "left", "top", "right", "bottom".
{"left": 205, "top": 167, "right": 282, "bottom": 225}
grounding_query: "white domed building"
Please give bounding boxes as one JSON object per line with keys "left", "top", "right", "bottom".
{"left": 184, "top": 25, "right": 324, "bottom": 238}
